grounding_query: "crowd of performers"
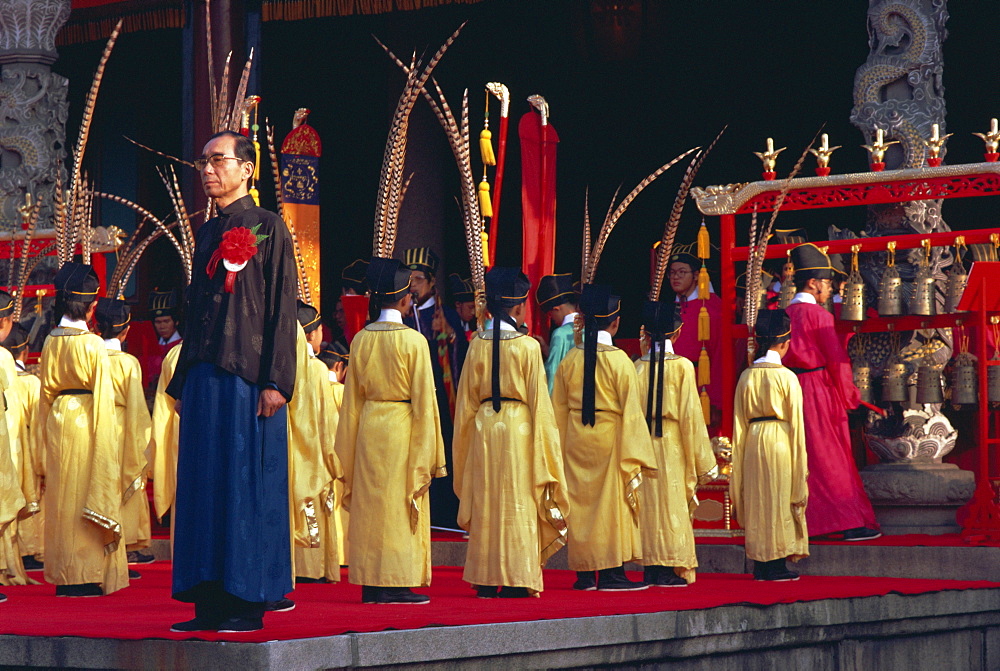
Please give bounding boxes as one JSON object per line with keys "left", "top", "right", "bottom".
{"left": 0, "top": 130, "right": 881, "bottom": 634}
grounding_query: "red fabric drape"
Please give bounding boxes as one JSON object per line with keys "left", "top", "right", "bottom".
{"left": 519, "top": 111, "right": 558, "bottom": 339}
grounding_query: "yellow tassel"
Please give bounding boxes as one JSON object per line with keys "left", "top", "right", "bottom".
{"left": 698, "top": 266, "right": 709, "bottom": 299}
{"left": 698, "top": 347, "right": 711, "bottom": 386}
{"left": 480, "top": 129, "right": 496, "bottom": 166}
{"left": 479, "top": 179, "right": 493, "bottom": 218}
{"left": 480, "top": 231, "right": 490, "bottom": 267}
{"left": 698, "top": 306, "right": 710, "bottom": 341}
{"left": 697, "top": 222, "right": 710, "bottom": 259}
{"left": 252, "top": 140, "right": 261, "bottom": 182}
{"left": 700, "top": 389, "right": 711, "bottom": 424}
{"left": 249, "top": 186, "right": 260, "bottom": 207}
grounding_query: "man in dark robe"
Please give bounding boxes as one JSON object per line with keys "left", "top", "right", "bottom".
{"left": 166, "top": 130, "right": 299, "bottom": 633}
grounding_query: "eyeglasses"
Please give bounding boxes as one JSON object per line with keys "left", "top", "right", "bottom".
{"left": 193, "top": 154, "right": 246, "bottom": 171}
{"left": 668, "top": 269, "right": 693, "bottom": 277}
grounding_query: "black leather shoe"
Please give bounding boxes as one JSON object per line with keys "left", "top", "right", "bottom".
{"left": 475, "top": 585, "right": 499, "bottom": 599}
{"left": 55, "top": 583, "right": 103, "bottom": 597}
{"left": 170, "top": 616, "right": 221, "bottom": 633}
{"left": 127, "top": 551, "right": 155, "bottom": 565}
{"left": 755, "top": 558, "right": 800, "bottom": 581}
{"left": 21, "top": 556, "right": 43, "bottom": 571}
{"left": 597, "top": 566, "right": 648, "bottom": 591}
{"left": 572, "top": 571, "right": 597, "bottom": 591}
{"left": 218, "top": 617, "right": 263, "bottom": 633}
{"left": 499, "top": 586, "right": 530, "bottom": 598}
{"left": 295, "top": 576, "right": 328, "bottom": 583}
{"left": 0, "top": 592, "right": 6, "bottom": 603}
{"left": 373, "top": 587, "right": 430, "bottom": 604}
{"left": 650, "top": 568, "right": 688, "bottom": 587}
{"left": 128, "top": 569, "right": 141, "bottom": 579}
{"left": 265, "top": 598, "right": 295, "bottom": 612}
{"left": 842, "top": 527, "right": 881, "bottom": 542}
{"left": 361, "top": 585, "right": 379, "bottom": 603}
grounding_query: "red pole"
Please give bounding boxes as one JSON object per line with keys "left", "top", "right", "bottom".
{"left": 488, "top": 113, "right": 509, "bottom": 268}
{"left": 719, "top": 213, "right": 737, "bottom": 439}
{"left": 979, "top": 290, "right": 990, "bottom": 483}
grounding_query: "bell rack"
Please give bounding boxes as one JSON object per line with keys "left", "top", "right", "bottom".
{"left": 694, "top": 161, "right": 1000, "bottom": 540}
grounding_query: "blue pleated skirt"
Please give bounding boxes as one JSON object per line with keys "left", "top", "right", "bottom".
{"left": 171, "top": 363, "right": 292, "bottom": 603}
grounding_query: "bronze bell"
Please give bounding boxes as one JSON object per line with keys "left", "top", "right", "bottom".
{"left": 989, "top": 357, "right": 1000, "bottom": 403}
{"left": 950, "top": 352, "right": 978, "bottom": 407}
{"left": 778, "top": 277, "right": 796, "bottom": 309}
{"left": 882, "top": 358, "right": 908, "bottom": 402}
{"left": 944, "top": 264, "right": 968, "bottom": 313}
{"left": 915, "top": 363, "right": 944, "bottom": 404}
{"left": 878, "top": 266, "right": 903, "bottom": 316}
{"left": 841, "top": 271, "right": 866, "bottom": 321}
{"left": 853, "top": 358, "right": 873, "bottom": 405}
{"left": 909, "top": 265, "right": 936, "bottom": 316}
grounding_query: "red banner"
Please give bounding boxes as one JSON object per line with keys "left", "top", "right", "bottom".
{"left": 519, "top": 111, "right": 559, "bottom": 339}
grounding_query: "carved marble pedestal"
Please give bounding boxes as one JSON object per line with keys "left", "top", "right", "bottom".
{"left": 861, "top": 462, "right": 974, "bottom": 534}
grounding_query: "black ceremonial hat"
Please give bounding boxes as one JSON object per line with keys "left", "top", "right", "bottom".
{"left": 366, "top": 257, "right": 411, "bottom": 297}
{"left": 641, "top": 300, "right": 680, "bottom": 338}
{"left": 297, "top": 301, "right": 322, "bottom": 334}
{"left": 448, "top": 273, "right": 475, "bottom": 303}
{"left": 148, "top": 288, "right": 178, "bottom": 318}
{"left": 484, "top": 267, "right": 530, "bottom": 309}
{"left": 0, "top": 289, "right": 13, "bottom": 318}
{"left": 1, "top": 324, "right": 29, "bottom": 353}
{"left": 668, "top": 252, "right": 700, "bottom": 273}
{"left": 95, "top": 297, "right": 131, "bottom": 331}
{"left": 536, "top": 273, "right": 576, "bottom": 311}
{"left": 772, "top": 228, "right": 807, "bottom": 245}
{"left": 790, "top": 243, "right": 836, "bottom": 281}
{"left": 580, "top": 284, "right": 621, "bottom": 328}
{"left": 341, "top": 259, "right": 369, "bottom": 294}
{"left": 403, "top": 247, "right": 440, "bottom": 277}
{"left": 54, "top": 262, "right": 99, "bottom": 299}
{"left": 754, "top": 308, "right": 792, "bottom": 340}
{"left": 318, "top": 341, "right": 349, "bottom": 369}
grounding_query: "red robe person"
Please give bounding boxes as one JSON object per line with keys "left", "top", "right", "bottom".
{"left": 784, "top": 294, "right": 879, "bottom": 537}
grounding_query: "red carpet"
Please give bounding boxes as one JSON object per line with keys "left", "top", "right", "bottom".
{"left": 1, "top": 563, "right": 996, "bottom": 644}
{"left": 695, "top": 533, "right": 1000, "bottom": 547}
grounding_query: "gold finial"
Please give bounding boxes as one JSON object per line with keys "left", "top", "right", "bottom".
{"left": 808, "top": 133, "right": 841, "bottom": 169}
{"left": 862, "top": 127, "right": 900, "bottom": 166}
{"left": 973, "top": 118, "right": 1000, "bottom": 159}
{"left": 923, "top": 124, "right": 952, "bottom": 165}
{"left": 753, "top": 137, "right": 786, "bottom": 174}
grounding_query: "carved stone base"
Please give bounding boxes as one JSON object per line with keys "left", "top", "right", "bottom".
{"left": 860, "top": 462, "right": 975, "bottom": 535}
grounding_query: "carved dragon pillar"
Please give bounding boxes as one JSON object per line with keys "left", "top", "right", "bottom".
{"left": 0, "top": 0, "right": 70, "bottom": 246}
{"left": 848, "top": 0, "right": 973, "bottom": 533}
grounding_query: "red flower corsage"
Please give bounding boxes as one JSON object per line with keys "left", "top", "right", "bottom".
{"left": 206, "top": 223, "right": 270, "bottom": 293}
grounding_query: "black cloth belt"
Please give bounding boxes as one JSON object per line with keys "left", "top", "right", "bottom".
{"left": 749, "top": 415, "right": 779, "bottom": 423}
{"left": 58, "top": 389, "right": 93, "bottom": 396}
{"left": 788, "top": 366, "right": 824, "bottom": 375}
{"left": 481, "top": 397, "right": 521, "bottom": 405}
{"left": 382, "top": 399, "right": 411, "bottom": 403}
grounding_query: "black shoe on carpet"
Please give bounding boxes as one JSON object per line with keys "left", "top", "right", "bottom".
{"left": 597, "top": 566, "right": 648, "bottom": 592}
{"left": 127, "top": 551, "right": 155, "bottom": 565}
{"left": 842, "top": 527, "right": 882, "bottom": 542}
{"left": 21, "top": 556, "right": 43, "bottom": 571}
{"left": 651, "top": 569, "right": 688, "bottom": 587}
{"left": 128, "top": 569, "right": 141, "bottom": 580}
{"left": 755, "top": 558, "right": 800, "bottom": 582}
{"left": 217, "top": 617, "right": 263, "bottom": 633}
{"left": 572, "top": 571, "right": 597, "bottom": 591}
{"left": 361, "top": 585, "right": 379, "bottom": 604}
{"left": 169, "top": 617, "right": 221, "bottom": 633}
{"left": 0, "top": 592, "right": 6, "bottom": 603}
{"left": 265, "top": 598, "right": 295, "bottom": 612}
{"left": 295, "top": 576, "right": 328, "bottom": 584}
{"left": 498, "top": 586, "right": 530, "bottom": 598}
{"left": 55, "top": 583, "right": 103, "bottom": 597}
{"left": 373, "top": 588, "right": 430, "bottom": 605}
{"left": 475, "top": 585, "right": 499, "bottom": 599}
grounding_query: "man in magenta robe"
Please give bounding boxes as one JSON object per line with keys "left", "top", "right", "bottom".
{"left": 669, "top": 253, "right": 722, "bottom": 427}
{"left": 784, "top": 243, "right": 880, "bottom": 541}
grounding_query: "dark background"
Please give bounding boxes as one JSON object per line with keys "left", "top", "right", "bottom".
{"left": 53, "top": 0, "right": 1000, "bottom": 332}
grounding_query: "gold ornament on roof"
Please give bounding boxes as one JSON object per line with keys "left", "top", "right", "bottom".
{"left": 863, "top": 127, "right": 899, "bottom": 165}
{"left": 753, "top": 137, "right": 785, "bottom": 173}
{"left": 972, "top": 118, "right": 1000, "bottom": 155}
{"left": 808, "top": 133, "right": 841, "bottom": 169}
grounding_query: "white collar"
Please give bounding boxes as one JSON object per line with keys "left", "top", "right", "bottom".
{"left": 308, "top": 347, "right": 317, "bottom": 358}
{"left": 14, "top": 360, "right": 25, "bottom": 372}
{"left": 58, "top": 316, "right": 89, "bottom": 331}
{"left": 416, "top": 295, "right": 436, "bottom": 311}
{"left": 378, "top": 308, "right": 403, "bottom": 324}
{"left": 654, "top": 339, "right": 675, "bottom": 355}
{"left": 675, "top": 282, "right": 716, "bottom": 303}
{"left": 790, "top": 292, "right": 817, "bottom": 305}
{"left": 158, "top": 331, "right": 181, "bottom": 346}
{"left": 560, "top": 311, "right": 578, "bottom": 327}
{"left": 328, "top": 370, "right": 339, "bottom": 383}
{"left": 597, "top": 330, "right": 614, "bottom": 346}
{"left": 103, "top": 338, "right": 122, "bottom": 352}
{"left": 754, "top": 350, "right": 783, "bottom": 365}
{"left": 498, "top": 319, "right": 518, "bottom": 332}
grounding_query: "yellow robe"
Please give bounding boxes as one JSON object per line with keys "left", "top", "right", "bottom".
{"left": 329, "top": 377, "right": 348, "bottom": 567}
{"left": 732, "top": 362, "right": 809, "bottom": 563}
{"left": 452, "top": 330, "right": 569, "bottom": 594}
{"left": 0, "top": 349, "right": 26, "bottom": 585}
{"left": 148, "top": 344, "right": 181, "bottom": 524}
{"left": 288, "top": 327, "right": 341, "bottom": 581}
{"left": 552, "top": 344, "right": 657, "bottom": 571}
{"left": 37, "top": 327, "right": 127, "bottom": 593}
{"left": 106, "top": 350, "right": 152, "bottom": 551}
{"left": 635, "top": 353, "right": 717, "bottom": 583}
{"left": 12, "top": 368, "right": 43, "bottom": 560}
{"left": 335, "top": 321, "right": 446, "bottom": 587}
